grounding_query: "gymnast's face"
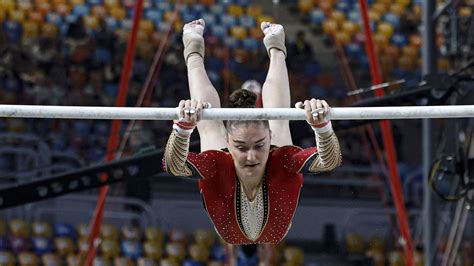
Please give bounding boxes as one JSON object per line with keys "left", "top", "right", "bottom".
{"left": 227, "top": 122, "right": 271, "bottom": 179}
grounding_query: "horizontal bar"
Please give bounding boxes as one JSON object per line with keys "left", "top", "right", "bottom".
{"left": 0, "top": 105, "right": 473, "bottom": 120}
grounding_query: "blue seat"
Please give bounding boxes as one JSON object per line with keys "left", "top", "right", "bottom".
{"left": 210, "top": 3, "right": 225, "bottom": 15}
{"left": 46, "top": 13, "right": 63, "bottom": 26}
{"left": 239, "top": 15, "right": 255, "bottom": 28}
{"left": 0, "top": 237, "right": 9, "bottom": 251}
{"left": 121, "top": 240, "right": 143, "bottom": 259}
{"left": 32, "top": 237, "right": 54, "bottom": 255}
{"left": 224, "top": 36, "right": 240, "bottom": 49}
{"left": 310, "top": 9, "right": 325, "bottom": 25}
{"left": 53, "top": 223, "right": 76, "bottom": 238}
{"left": 72, "top": 5, "right": 90, "bottom": 17}
{"left": 242, "top": 37, "right": 258, "bottom": 51}
{"left": 384, "top": 13, "right": 400, "bottom": 29}
{"left": 86, "top": 0, "right": 102, "bottom": 5}
{"left": 348, "top": 10, "right": 360, "bottom": 22}
{"left": 210, "top": 24, "right": 227, "bottom": 38}
{"left": 391, "top": 32, "right": 408, "bottom": 47}
{"left": 145, "top": 9, "right": 162, "bottom": 23}
{"left": 156, "top": 1, "right": 172, "bottom": 12}
{"left": 183, "top": 260, "right": 204, "bottom": 266}
{"left": 210, "top": 245, "right": 225, "bottom": 261}
{"left": 105, "top": 17, "right": 119, "bottom": 31}
{"left": 192, "top": 3, "right": 205, "bottom": 14}
{"left": 3, "top": 20, "right": 22, "bottom": 44}
{"left": 220, "top": 14, "right": 237, "bottom": 27}
{"left": 201, "top": 13, "right": 217, "bottom": 25}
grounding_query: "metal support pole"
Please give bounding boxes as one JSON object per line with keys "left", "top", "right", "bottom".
{"left": 422, "top": 0, "right": 437, "bottom": 264}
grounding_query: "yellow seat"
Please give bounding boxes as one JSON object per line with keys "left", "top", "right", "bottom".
{"left": 32, "top": 221, "right": 52, "bottom": 238}
{"left": 41, "top": 23, "right": 58, "bottom": 38}
{"left": 136, "top": 257, "right": 154, "bottom": 266}
{"left": 54, "top": 237, "right": 75, "bottom": 256}
{"left": 402, "top": 45, "right": 419, "bottom": 58}
{"left": 298, "top": 0, "right": 314, "bottom": 13}
{"left": 18, "top": 252, "right": 39, "bottom": 266}
{"left": 318, "top": 1, "right": 332, "bottom": 13}
{"left": 345, "top": 233, "right": 365, "bottom": 254}
{"left": 283, "top": 247, "right": 304, "bottom": 266}
{"left": 409, "top": 34, "right": 422, "bottom": 48}
{"left": 396, "top": 0, "right": 410, "bottom": 7}
{"left": 389, "top": 3, "right": 405, "bottom": 16}
{"left": 230, "top": 26, "right": 247, "bottom": 41}
{"left": 388, "top": 250, "right": 405, "bottom": 266}
{"left": 110, "top": 7, "right": 125, "bottom": 20}
{"left": 228, "top": 4, "right": 244, "bottom": 17}
{"left": 66, "top": 254, "right": 81, "bottom": 266}
{"left": 84, "top": 15, "right": 99, "bottom": 30}
{"left": 165, "top": 242, "right": 185, "bottom": 262}
{"left": 55, "top": 3, "right": 71, "bottom": 16}
{"left": 38, "top": 2, "right": 52, "bottom": 15}
{"left": 207, "top": 261, "right": 223, "bottom": 266}
{"left": 77, "top": 237, "right": 89, "bottom": 253}
{"left": 438, "top": 57, "right": 450, "bottom": 72}
{"left": 159, "top": 258, "right": 179, "bottom": 266}
{"left": 334, "top": 32, "right": 351, "bottom": 45}
{"left": 104, "top": 0, "right": 118, "bottom": 7}
{"left": 144, "top": 227, "right": 164, "bottom": 243}
{"left": 374, "top": 33, "right": 389, "bottom": 51}
{"left": 42, "top": 253, "right": 61, "bottom": 266}
{"left": 366, "top": 248, "right": 385, "bottom": 266}
{"left": 17, "top": 0, "right": 33, "bottom": 12}
{"left": 100, "top": 239, "right": 120, "bottom": 260}
{"left": 52, "top": 0, "right": 66, "bottom": 6}
{"left": 27, "top": 11, "right": 44, "bottom": 24}
{"left": 368, "top": 10, "right": 381, "bottom": 22}
{"left": 9, "top": 219, "right": 29, "bottom": 238}
{"left": 246, "top": 5, "right": 262, "bottom": 18}
{"left": 330, "top": 10, "right": 346, "bottom": 25}
{"left": 367, "top": 235, "right": 386, "bottom": 252}
{"left": 77, "top": 224, "right": 89, "bottom": 239}
{"left": 372, "top": 3, "right": 387, "bottom": 14}
{"left": 256, "top": 15, "right": 273, "bottom": 25}
{"left": 114, "top": 257, "right": 134, "bottom": 266}
{"left": 91, "top": 5, "right": 106, "bottom": 17}
{"left": 188, "top": 243, "right": 209, "bottom": 263}
{"left": 398, "top": 56, "right": 416, "bottom": 70}
{"left": 0, "top": 0, "right": 15, "bottom": 13}
{"left": 342, "top": 21, "right": 359, "bottom": 36}
{"left": 139, "top": 20, "right": 154, "bottom": 35}
{"left": 100, "top": 224, "right": 119, "bottom": 240}
{"left": 0, "top": 251, "right": 15, "bottom": 266}
{"left": 413, "top": 250, "right": 424, "bottom": 266}
{"left": 23, "top": 21, "right": 39, "bottom": 41}
{"left": 322, "top": 19, "right": 338, "bottom": 35}
{"left": 163, "top": 10, "right": 178, "bottom": 22}
{"left": 9, "top": 10, "right": 26, "bottom": 23}
{"left": 69, "top": 0, "right": 85, "bottom": 5}
{"left": 194, "top": 229, "right": 214, "bottom": 248}
{"left": 143, "top": 240, "right": 162, "bottom": 261}
{"left": 0, "top": 10, "right": 6, "bottom": 22}
{"left": 377, "top": 22, "right": 395, "bottom": 38}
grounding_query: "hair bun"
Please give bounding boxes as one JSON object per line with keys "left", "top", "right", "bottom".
{"left": 229, "top": 89, "right": 257, "bottom": 108}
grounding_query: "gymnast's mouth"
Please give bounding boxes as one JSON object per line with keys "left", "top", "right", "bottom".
{"left": 245, "top": 163, "right": 259, "bottom": 168}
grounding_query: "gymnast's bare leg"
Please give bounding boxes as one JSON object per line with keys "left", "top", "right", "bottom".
{"left": 182, "top": 19, "right": 227, "bottom": 151}
{"left": 260, "top": 22, "right": 293, "bottom": 147}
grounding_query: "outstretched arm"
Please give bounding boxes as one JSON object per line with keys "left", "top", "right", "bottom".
{"left": 163, "top": 99, "right": 204, "bottom": 177}
{"left": 296, "top": 99, "right": 342, "bottom": 173}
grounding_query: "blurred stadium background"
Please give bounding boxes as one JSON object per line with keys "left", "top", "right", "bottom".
{"left": 0, "top": 0, "right": 473, "bottom": 265}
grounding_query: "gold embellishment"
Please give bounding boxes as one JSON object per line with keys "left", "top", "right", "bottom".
{"left": 164, "top": 130, "right": 193, "bottom": 177}
{"left": 309, "top": 131, "right": 342, "bottom": 172}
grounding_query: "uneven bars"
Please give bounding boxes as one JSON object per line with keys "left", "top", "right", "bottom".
{"left": 0, "top": 105, "right": 473, "bottom": 120}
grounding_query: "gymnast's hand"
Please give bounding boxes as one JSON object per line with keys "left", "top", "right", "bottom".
{"left": 295, "top": 99, "right": 330, "bottom": 127}
{"left": 177, "top": 99, "right": 209, "bottom": 125}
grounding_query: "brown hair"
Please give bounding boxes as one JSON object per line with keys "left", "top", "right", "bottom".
{"left": 225, "top": 89, "right": 269, "bottom": 132}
